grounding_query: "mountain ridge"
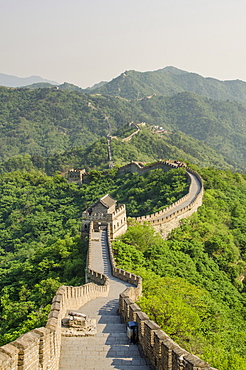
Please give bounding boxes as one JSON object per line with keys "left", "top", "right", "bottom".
{"left": 0, "top": 86, "right": 245, "bottom": 171}
{"left": 85, "top": 66, "right": 246, "bottom": 103}
{"left": 5, "top": 66, "right": 246, "bottom": 104}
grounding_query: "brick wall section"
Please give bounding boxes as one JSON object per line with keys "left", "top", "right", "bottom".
{"left": 0, "top": 343, "right": 19, "bottom": 370}
{"left": 0, "top": 280, "right": 110, "bottom": 370}
{"left": 119, "top": 161, "right": 204, "bottom": 239}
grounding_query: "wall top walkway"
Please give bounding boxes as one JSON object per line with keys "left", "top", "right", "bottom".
{"left": 59, "top": 228, "right": 150, "bottom": 369}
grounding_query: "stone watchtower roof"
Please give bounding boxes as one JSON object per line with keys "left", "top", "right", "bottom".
{"left": 89, "top": 194, "right": 116, "bottom": 212}
{"left": 98, "top": 194, "right": 116, "bottom": 208}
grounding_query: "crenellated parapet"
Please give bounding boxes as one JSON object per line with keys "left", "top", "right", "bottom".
{"left": 130, "top": 165, "right": 203, "bottom": 238}
{"left": 117, "top": 159, "right": 182, "bottom": 176}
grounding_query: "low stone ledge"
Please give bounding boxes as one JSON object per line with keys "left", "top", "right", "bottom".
{"left": 128, "top": 302, "right": 142, "bottom": 321}
{"left": 46, "top": 317, "right": 58, "bottom": 331}
{"left": 183, "top": 352, "right": 210, "bottom": 369}
{"left": 0, "top": 344, "right": 18, "bottom": 370}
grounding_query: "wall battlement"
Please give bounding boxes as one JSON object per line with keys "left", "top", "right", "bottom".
{"left": 118, "top": 160, "right": 180, "bottom": 176}
{"left": 118, "top": 160, "right": 203, "bottom": 238}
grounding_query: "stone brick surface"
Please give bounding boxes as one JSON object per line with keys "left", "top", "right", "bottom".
{"left": 59, "top": 229, "right": 149, "bottom": 369}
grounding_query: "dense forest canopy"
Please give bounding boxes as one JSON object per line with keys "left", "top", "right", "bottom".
{"left": 0, "top": 86, "right": 246, "bottom": 171}
{"left": 0, "top": 126, "right": 237, "bottom": 176}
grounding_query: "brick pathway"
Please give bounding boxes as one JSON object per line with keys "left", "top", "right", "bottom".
{"left": 59, "top": 230, "right": 150, "bottom": 370}
{"left": 154, "top": 170, "right": 201, "bottom": 220}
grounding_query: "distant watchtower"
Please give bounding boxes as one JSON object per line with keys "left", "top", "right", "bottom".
{"left": 82, "top": 194, "right": 127, "bottom": 239}
{"left": 67, "top": 169, "right": 86, "bottom": 183}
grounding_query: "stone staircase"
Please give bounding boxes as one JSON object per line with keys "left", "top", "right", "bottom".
{"left": 59, "top": 230, "right": 150, "bottom": 370}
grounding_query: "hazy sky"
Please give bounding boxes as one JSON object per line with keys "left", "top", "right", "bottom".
{"left": 1, "top": 0, "right": 246, "bottom": 88}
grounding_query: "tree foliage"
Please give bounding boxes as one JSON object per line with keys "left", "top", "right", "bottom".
{"left": 112, "top": 168, "right": 246, "bottom": 369}
{"left": 1, "top": 86, "right": 246, "bottom": 171}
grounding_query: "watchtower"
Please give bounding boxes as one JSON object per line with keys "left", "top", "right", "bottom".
{"left": 82, "top": 194, "right": 127, "bottom": 239}
{"left": 67, "top": 169, "right": 86, "bottom": 183}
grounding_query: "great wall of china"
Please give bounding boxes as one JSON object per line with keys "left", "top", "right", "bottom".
{"left": 0, "top": 161, "right": 217, "bottom": 370}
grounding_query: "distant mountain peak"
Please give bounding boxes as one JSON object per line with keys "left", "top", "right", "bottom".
{"left": 0, "top": 73, "right": 58, "bottom": 88}
{"left": 161, "top": 66, "right": 188, "bottom": 74}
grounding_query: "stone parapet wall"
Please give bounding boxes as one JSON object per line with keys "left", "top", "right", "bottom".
{"left": 118, "top": 160, "right": 179, "bottom": 176}
{"left": 136, "top": 168, "right": 202, "bottom": 224}
{"left": 135, "top": 192, "right": 190, "bottom": 222}
{"left": 118, "top": 292, "right": 216, "bottom": 370}
{"left": 107, "top": 225, "right": 142, "bottom": 299}
{"left": 117, "top": 160, "right": 204, "bottom": 237}
{"left": 0, "top": 280, "right": 109, "bottom": 370}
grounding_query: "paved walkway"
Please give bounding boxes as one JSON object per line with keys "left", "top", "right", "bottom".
{"left": 154, "top": 170, "right": 202, "bottom": 220}
{"left": 59, "top": 230, "right": 150, "bottom": 370}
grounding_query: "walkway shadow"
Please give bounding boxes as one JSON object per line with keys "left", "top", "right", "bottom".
{"left": 98, "top": 298, "right": 119, "bottom": 316}
{"left": 98, "top": 301, "right": 149, "bottom": 370}
{"left": 100, "top": 231, "right": 112, "bottom": 277}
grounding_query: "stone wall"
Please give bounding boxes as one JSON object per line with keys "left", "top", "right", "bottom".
{"left": 118, "top": 160, "right": 179, "bottom": 176}
{"left": 122, "top": 162, "right": 204, "bottom": 239}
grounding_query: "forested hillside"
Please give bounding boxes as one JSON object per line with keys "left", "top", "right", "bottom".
{"left": 1, "top": 162, "right": 246, "bottom": 369}
{"left": 113, "top": 167, "right": 246, "bottom": 370}
{"left": 1, "top": 86, "right": 246, "bottom": 172}
{"left": 1, "top": 67, "right": 246, "bottom": 370}
{"left": 0, "top": 130, "right": 236, "bottom": 176}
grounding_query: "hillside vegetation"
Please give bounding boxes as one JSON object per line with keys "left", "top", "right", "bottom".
{"left": 0, "top": 129, "right": 236, "bottom": 177}
{"left": 1, "top": 86, "right": 246, "bottom": 171}
{"left": 87, "top": 66, "right": 246, "bottom": 103}
{"left": 113, "top": 167, "right": 246, "bottom": 370}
